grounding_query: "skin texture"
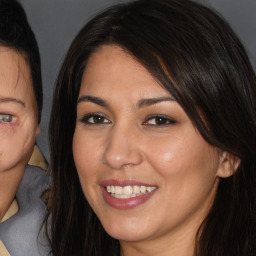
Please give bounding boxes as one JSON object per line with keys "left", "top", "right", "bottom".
{"left": 73, "top": 45, "right": 235, "bottom": 256}
{"left": 0, "top": 47, "right": 40, "bottom": 220}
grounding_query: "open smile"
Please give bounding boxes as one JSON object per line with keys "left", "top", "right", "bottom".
{"left": 100, "top": 180, "right": 158, "bottom": 209}
{"left": 106, "top": 185, "right": 157, "bottom": 199}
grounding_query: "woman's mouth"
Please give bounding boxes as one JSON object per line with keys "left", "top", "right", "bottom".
{"left": 101, "top": 181, "right": 158, "bottom": 209}
{"left": 106, "top": 185, "right": 157, "bottom": 199}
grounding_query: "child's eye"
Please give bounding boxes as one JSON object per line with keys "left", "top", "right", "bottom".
{"left": 0, "top": 114, "right": 13, "bottom": 123}
{"left": 143, "top": 115, "right": 176, "bottom": 126}
{"left": 80, "top": 114, "right": 111, "bottom": 125}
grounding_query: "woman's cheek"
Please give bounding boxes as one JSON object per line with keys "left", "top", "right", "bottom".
{"left": 146, "top": 139, "right": 182, "bottom": 175}
{"left": 73, "top": 130, "right": 96, "bottom": 174}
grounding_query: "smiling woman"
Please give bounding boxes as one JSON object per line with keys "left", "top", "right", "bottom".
{"left": 73, "top": 45, "right": 225, "bottom": 244}
{"left": 46, "top": 0, "right": 256, "bottom": 255}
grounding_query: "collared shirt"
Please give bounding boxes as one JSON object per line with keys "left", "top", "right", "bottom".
{"left": 28, "top": 144, "right": 48, "bottom": 171}
{"left": 0, "top": 240, "right": 10, "bottom": 256}
{"left": 0, "top": 200, "right": 18, "bottom": 224}
{"left": 0, "top": 145, "right": 49, "bottom": 256}
{"left": 0, "top": 166, "right": 51, "bottom": 256}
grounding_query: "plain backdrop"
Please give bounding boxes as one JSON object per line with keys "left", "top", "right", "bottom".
{"left": 19, "top": 0, "right": 256, "bottom": 161}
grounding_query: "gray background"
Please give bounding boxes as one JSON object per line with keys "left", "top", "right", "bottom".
{"left": 19, "top": 0, "right": 256, "bottom": 161}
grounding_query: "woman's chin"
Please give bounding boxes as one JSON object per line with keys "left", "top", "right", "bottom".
{"left": 101, "top": 218, "right": 154, "bottom": 242}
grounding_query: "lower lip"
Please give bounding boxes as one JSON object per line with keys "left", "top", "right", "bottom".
{"left": 101, "top": 187, "right": 157, "bottom": 209}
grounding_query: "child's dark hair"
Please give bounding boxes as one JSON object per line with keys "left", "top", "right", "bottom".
{"left": 0, "top": 0, "right": 42, "bottom": 122}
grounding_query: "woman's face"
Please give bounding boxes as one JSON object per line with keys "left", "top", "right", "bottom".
{"left": 0, "top": 47, "right": 39, "bottom": 174}
{"left": 73, "top": 45, "right": 228, "bottom": 246}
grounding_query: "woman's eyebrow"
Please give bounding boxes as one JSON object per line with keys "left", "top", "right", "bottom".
{"left": 77, "top": 95, "right": 109, "bottom": 107}
{"left": 77, "top": 95, "right": 175, "bottom": 108}
{"left": 136, "top": 96, "right": 175, "bottom": 108}
{"left": 0, "top": 97, "right": 25, "bottom": 107}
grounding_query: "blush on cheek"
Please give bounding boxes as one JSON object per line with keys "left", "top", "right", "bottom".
{"left": 151, "top": 145, "right": 182, "bottom": 173}
{"left": 158, "top": 141, "right": 184, "bottom": 163}
{"left": 161, "top": 151, "right": 174, "bottom": 162}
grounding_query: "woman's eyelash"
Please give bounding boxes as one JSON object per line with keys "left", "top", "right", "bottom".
{"left": 80, "top": 114, "right": 111, "bottom": 125}
{"left": 80, "top": 114, "right": 176, "bottom": 126}
{"left": 143, "top": 115, "right": 177, "bottom": 126}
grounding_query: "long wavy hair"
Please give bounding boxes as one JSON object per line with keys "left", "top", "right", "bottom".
{"left": 46, "top": 0, "right": 256, "bottom": 255}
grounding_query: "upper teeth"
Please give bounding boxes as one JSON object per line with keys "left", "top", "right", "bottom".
{"left": 106, "top": 185, "right": 157, "bottom": 198}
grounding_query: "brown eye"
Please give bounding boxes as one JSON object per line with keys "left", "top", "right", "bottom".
{"left": 92, "top": 115, "right": 105, "bottom": 123}
{"left": 154, "top": 117, "right": 169, "bottom": 125}
{"left": 81, "top": 114, "right": 111, "bottom": 125}
{"left": 144, "top": 115, "right": 176, "bottom": 126}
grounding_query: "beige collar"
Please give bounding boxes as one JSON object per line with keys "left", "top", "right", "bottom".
{"left": 0, "top": 240, "right": 11, "bottom": 256}
{"left": 0, "top": 200, "right": 18, "bottom": 223}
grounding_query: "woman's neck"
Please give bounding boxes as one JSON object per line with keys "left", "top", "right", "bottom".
{"left": 120, "top": 242, "right": 195, "bottom": 256}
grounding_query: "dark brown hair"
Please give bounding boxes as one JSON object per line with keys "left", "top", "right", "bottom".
{"left": 47, "top": 0, "right": 256, "bottom": 255}
{"left": 0, "top": 0, "right": 42, "bottom": 122}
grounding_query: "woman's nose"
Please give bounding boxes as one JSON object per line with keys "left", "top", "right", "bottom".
{"left": 102, "top": 124, "right": 143, "bottom": 170}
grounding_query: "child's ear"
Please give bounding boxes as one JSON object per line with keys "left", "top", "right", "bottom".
{"left": 217, "top": 151, "right": 241, "bottom": 178}
{"left": 35, "top": 124, "right": 41, "bottom": 137}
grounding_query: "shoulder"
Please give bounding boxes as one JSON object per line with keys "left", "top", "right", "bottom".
{"left": 0, "top": 165, "right": 51, "bottom": 255}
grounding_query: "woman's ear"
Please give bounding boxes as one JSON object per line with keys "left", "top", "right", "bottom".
{"left": 217, "top": 151, "right": 241, "bottom": 178}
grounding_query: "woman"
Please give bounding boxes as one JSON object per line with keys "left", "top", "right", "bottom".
{"left": 47, "top": 0, "right": 256, "bottom": 255}
{"left": 0, "top": 0, "right": 50, "bottom": 255}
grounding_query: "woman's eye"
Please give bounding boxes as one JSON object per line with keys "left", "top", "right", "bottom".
{"left": 80, "top": 114, "right": 111, "bottom": 125}
{"left": 144, "top": 115, "right": 176, "bottom": 126}
{"left": 0, "top": 114, "right": 13, "bottom": 123}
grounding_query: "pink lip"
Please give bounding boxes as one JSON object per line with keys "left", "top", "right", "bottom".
{"left": 100, "top": 179, "right": 158, "bottom": 210}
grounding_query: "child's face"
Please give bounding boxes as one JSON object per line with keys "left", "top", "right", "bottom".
{"left": 0, "top": 47, "right": 40, "bottom": 174}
